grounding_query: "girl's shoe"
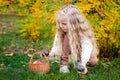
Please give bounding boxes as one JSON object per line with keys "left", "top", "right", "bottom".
{"left": 77, "top": 62, "right": 85, "bottom": 72}
{"left": 77, "top": 62, "right": 88, "bottom": 75}
{"left": 60, "top": 65, "right": 70, "bottom": 73}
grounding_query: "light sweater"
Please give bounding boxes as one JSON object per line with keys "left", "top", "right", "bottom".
{"left": 50, "top": 35, "right": 92, "bottom": 63}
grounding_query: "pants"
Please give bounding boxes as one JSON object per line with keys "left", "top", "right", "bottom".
{"left": 60, "top": 33, "right": 70, "bottom": 66}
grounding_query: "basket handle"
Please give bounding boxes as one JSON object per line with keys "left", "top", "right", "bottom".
{"left": 29, "top": 52, "right": 49, "bottom": 64}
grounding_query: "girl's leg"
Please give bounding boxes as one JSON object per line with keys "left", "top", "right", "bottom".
{"left": 60, "top": 34, "right": 71, "bottom": 73}
{"left": 60, "top": 54, "right": 69, "bottom": 66}
{"left": 79, "top": 55, "right": 98, "bottom": 74}
{"left": 60, "top": 54, "right": 70, "bottom": 73}
{"left": 87, "top": 55, "right": 98, "bottom": 67}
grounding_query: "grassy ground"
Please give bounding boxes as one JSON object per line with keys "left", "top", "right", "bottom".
{"left": 0, "top": 15, "right": 120, "bottom": 80}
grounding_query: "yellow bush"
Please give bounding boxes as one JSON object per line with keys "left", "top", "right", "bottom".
{"left": 0, "top": 0, "right": 120, "bottom": 58}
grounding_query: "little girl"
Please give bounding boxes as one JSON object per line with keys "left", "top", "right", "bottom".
{"left": 49, "top": 4, "right": 99, "bottom": 74}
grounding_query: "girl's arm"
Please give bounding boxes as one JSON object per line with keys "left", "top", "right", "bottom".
{"left": 49, "top": 34, "right": 58, "bottom": 58}
{"left": 81, "top": 37, "right": 93, "bottom": 65}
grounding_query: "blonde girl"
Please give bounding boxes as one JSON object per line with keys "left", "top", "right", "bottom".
{"left": 49, "top": 4, "right": 99, "bottom": 74}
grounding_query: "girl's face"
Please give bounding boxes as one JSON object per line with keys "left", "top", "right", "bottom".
{"left": 57, "top": 16, "right": 68, "bottom": 32}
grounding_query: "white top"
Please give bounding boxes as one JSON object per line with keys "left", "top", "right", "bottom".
{"left": 50, "top": 34, "right": 92, "bottom": 63}
{"left": 81, "top": 37, "right": 92, "bottom": 63}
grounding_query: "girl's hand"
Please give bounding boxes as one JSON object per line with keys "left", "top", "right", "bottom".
{"left": 81, "top": 66, "right": 88, "bottom": 75}
{"left": 42, "top": 49, "right": 49, "bottom": 57}
{"left": 40, "top": 49, "right": 49, "bottom": 58}
{"left": 49, "top": 52, "right": 56, "bottom": 59}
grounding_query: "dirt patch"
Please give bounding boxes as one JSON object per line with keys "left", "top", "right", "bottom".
{"left": 0, "top": 14, "right": 23, "bottom": 34}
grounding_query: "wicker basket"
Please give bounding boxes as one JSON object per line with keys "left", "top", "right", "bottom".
{"left": 29, "top": 53, "right": 50, "bottom": 73}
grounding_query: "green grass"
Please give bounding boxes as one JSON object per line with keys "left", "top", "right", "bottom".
{"left": 0, "top": 15, "right": 120, "bottom": 80}
{"left": 0, "top": 52, "right": 120, "bottom": 80}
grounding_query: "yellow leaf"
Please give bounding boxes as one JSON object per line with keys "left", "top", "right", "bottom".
{"left": 64, "top": 0, "right": 71, "bottom": 3}
{"left": 100, "top": 20, "right": 110, "bottom": 26}
{"left": 109, "top": 34, "right": 116, "bottom": 43}
{"left": 0, "top": 63, "right": 5, "bottom": 67}
{"left": 19, "top": 0, "right": 28, "bottom": 5}
{"left": 19, "top": 29, "right": 26, "bottom": 33}
{"left": 103, "top": 33, "right": 108, "bottom": 38}
{"left": 107, "top": 61, "right": 111, "bottom": 65}
{"left": 85, "top": 4, "right": 92, "bottom": 11}
{"left": 51, "top": 26, "right": 56, "bottom": 37}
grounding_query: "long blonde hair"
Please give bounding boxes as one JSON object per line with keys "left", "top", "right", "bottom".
{"left": 55, "top": 4, "right": 99, "bottom": 62}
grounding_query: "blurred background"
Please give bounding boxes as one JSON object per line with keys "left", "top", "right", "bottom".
{"left": 0, "top": 0, "right": 120, "bottom": 59}
{"left": 0, "top": 0, "right": 120, "bottom": 80}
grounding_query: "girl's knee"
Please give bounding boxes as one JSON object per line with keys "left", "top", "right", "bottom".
{"left": 87, "top": 56, "right": 98, "bottom": 67}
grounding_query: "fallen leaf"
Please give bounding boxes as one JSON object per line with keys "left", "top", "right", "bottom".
{"left": 0, "top": 64, "right": 5, "bottom": 67}
{"left": 27, "top": 54, "right": 32, "bottom": 57}
{"left": 4, "top": 52, "right": 16, "bottom": 56}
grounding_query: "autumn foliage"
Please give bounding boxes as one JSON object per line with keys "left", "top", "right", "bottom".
{"left": 0, "top": 0, "right": 120, "bottom": 58}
